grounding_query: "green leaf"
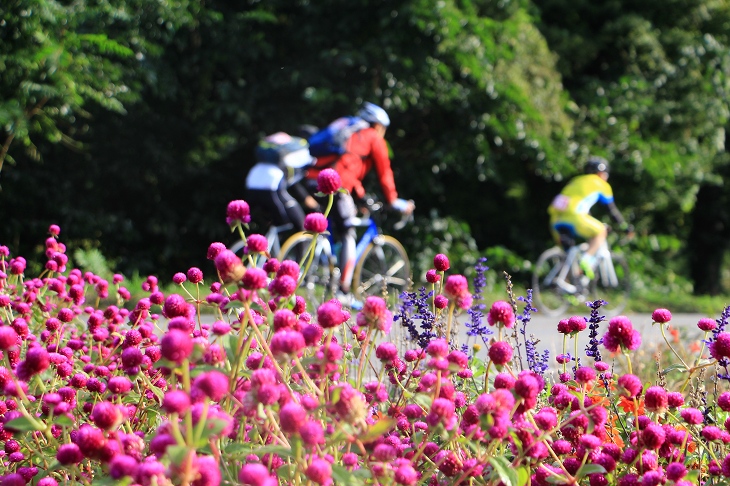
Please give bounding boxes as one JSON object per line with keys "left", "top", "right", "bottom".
{"left": 489, "top": 456, "right": 519, "bottom": 486}
{"left": 576, "top": 464, "right": 607, "bottom": 478}
{"left": 167, "top": 445, "right": 192, "bottom": 466}
{"left": 5, "top": 416, "right": 44, "bottom": 432}
{"left": 660, "top": 364, "right": 688, "bottom": 376}
{"left": 331, "top": 464, "right": 371, "bottom": 485}
{"left": 53, "top": 414, "right": 74, "bottom": 427}
{"left": 359, "top": 417, "right": 396, "bottom": 443}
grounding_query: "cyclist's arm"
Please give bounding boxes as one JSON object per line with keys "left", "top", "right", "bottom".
{"left": 606, "top": 201, "right": 631, "bottom": 231}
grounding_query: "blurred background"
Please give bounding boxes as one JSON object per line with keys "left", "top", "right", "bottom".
{"left": 2, "top": 0, "right": 730, "bottom": 308}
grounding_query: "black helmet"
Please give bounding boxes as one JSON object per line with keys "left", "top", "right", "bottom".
{"left": 585, "top": 156, "right": 609, "bottom": 175}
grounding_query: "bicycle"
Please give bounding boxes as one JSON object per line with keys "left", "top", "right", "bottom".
{"left": 532, "top": 228, "right": 631, "bottom": 317}
{"left": 229, "top": 222, "right": 294, "bottom": 263}
{"left": 279, "top": 196, "right": 412, "bottom": 308}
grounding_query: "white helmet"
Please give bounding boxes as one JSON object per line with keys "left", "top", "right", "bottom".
{"left": 357, "top": 102, "right": 390, "bottom": 127}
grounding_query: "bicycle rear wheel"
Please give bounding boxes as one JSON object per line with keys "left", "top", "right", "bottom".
{"left": 352, "top": 235, "right": 410, "bottom": 306}
{"left": 279, "top": 232, "right": 335, "bottom": 310}
{"left": 532, "top": 247, "right": 571, "bottom": 317}
{"left": 589, "top": 252, "right": 630, "bottom": 316}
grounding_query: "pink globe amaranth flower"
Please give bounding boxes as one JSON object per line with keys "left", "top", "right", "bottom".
{"left": 641, "top": 423, "right": 666, "bottom": 449}
{"left": 443, "top": 275, "right": 468, "bottom": 299}
{"left": 91, "top": 401, "right": 123, "bottom": 430}
{"left": 207, "top": 242, "right": 226, "bottom": 260}
{"left": 594, "top": 361, "right": 610, "bottom": 372}
{"left": 494, "top": 372, "right": 515, "bottom": 389}
{"left": 317, "top": 168, "right": 341, "bottom": 194}
{"left": 108, "top": 376, "right": 133, "bottom": 394}
{"left": 394, "top": 463, "right": 419, "bottom": 485}
{"left": 375, "top": 342, "right": 398, "bottom": 362}
{"left": 192, "top": 455, "right": 221, "bottom": 486}
{"left": 273, "top": 309, "right": 297, "bottom": 331}
{"left": 214, "top": 250, "right": 246, "bottom": 284}
{"left": 160, "top": 329, "right": 194, "bottom": 364}
{"left": 187, "top": 267, "right": 203, "bottom": 284}
{"left": 433, "top": 253, "right": 450, "bottom": 271}
{"left": 162, "top": 390, "right": 191, "bottom": 414}
{"left": 300, "top": 420, "right": 325, "bottom": 447}
{"left": 434, "top": 295, "right": 448, "bottom": 309}
{"left": 617, "top": 374, "right": 643, "bottom": 398}
{"left": 48, "top": 224, "right": 61, "bottom": 236}
{"left": 487, "top": 301, "right": 516, "bottom": 328}
{"left": 426, "top": 338, "right": 449, "bottom": 358}
{"left": 711, "top": 332, "right": 730, "bottom": 360}
{"left": 269, "top": 275, "right": 297, "bottom": 297}
{"left": 488, "top": 341, "right": 513, "bottom": 366}
{"left": 644, "top": 386, "right": 668, "bottom": 412}
{"left": 666, "top": 462, "right": 687, "bottom": 481}
{"left": 306, "top": 458, "right": 333, "bottom": 486}
{"left": 226, "top": 200, "right": 251, "bottom": 225}
{"left": 279, "top": 402, "right": 307, "bottom": 434}
{"left": 667, "top": 391, "right": 684, "bottom": 408}
{"left": 172, "top": 272, "right": 187, "bottom": 284}
{"left": 567, "top": 315, "right": 587, "bottom": 333}
{"left": 23, "top": 346, "right": 50, "bottom": 375}
{"left": 317, "top": 301, "right": 349, "bottom": 328}
{"left": 277, "top": 260, "right": 300, "bottom": 278}
{"left": 574, "top": 366, "right": 596, "bottom": 385}
{"left": 56, "top": 443, "right": 83, "bottom": 465}
{"left": 238, "top": 463, "right": 277, "bottom": 486}
{"left": 75, "top": 425, "right": 106, "bottom": 458}
{"left": 270, "top": 330, "right": 305, "bottom": 358}
{"left": 425, "top": 269, "right": 441, "bottom": 284}
{"left": 0, "top": 326, "right": 19, "bottom": 350}
{"left": 109, "top": 454, "right": 138, "bottom": 479}
{"left": 652, "top": 308, "right": 672, "bottom": 323}
{"left": 162, "top": 294, "right": 188, "bottom": 319}
{"left": 211, "top": 321, "right": 231, "bottom": 336}
{"left": 247, "top": 234, "right": 268, "bottom": 253}
{"left": 193, "top": 370, "right": 229, "bottom": 402}
{"left": 703, "top": 425, "right": 723, "bottom": 441}
{"left": 304, "top": 213, "right": 328, "bottom": 233}
{"left": 698, "top": 317, "right": 717, "bottom": 331}
{"left": 242, "top": 268, "right": 268, "bottom": 290}
{"left": 719, "top": 392, "right": 730, "bottom": 412}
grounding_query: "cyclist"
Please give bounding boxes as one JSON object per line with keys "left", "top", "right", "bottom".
{"left": 548, "top": 155, "right": 630, "bottom": 279}
{"left": 308, "top": 102, "right": 414, "bottom": 303}
{"left": 245, "top": 132, "right": 319, "bottom": 232}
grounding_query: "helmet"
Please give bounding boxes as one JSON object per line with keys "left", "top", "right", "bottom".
{"left": 357, "top": 102, "right": 390, "bottom": 127}
{"left": 255, "top": 132, "right": 313, "bottom": 168}
{"left": 585, "top": 155, "right": 609, "bottom": 174}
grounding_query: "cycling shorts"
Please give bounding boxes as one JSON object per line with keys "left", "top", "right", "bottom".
{"left": 550, "top": 213, "right": 605, "bottom": 241}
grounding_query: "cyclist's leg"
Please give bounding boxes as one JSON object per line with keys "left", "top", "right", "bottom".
{"left": 331, "top": 193, "right": 357, "bottom": 293}
{"left": 573, "top": 215, "right": 606, "bottom": 257}
{"left": 276, "top": 182, "right": 306, "bottom": 232}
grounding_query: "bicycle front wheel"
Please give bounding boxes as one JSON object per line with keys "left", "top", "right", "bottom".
{"left": 589, "top": 252, "right": 630, "bottom": 316}
{"left": 278, "top": 232, "right": 334, "bottom": 310}
{"left": 352, "top": 235, "right": 410, "bottom": 305}
{"left": 532, "top": 247, "right": 571, "bottom": 317}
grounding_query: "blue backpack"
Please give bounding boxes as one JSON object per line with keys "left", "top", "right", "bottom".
{"left": 307, "top": 116, "right": 370, "bottom": 158}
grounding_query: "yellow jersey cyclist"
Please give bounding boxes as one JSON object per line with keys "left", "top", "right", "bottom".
{"left": 548, "top": 156, "right": 632, "bottom": 279}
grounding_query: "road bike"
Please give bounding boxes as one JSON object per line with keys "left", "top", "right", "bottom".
{"left": 532, "top": 229, "right": 631, "bottom": 317}
{"left": 279, "top": 196, "right": 412, "bottom": 307}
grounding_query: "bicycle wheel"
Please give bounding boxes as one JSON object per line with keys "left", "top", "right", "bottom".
{"left": 279, "top": 232, "right": 334, "bottom": 309}
{"left": 589, "top": 252, "right": 630, "bottom": 316}
{"left": 352, "top": 235, "right": 410, "bottom": 305}
{"left": 532, "top": 247, "right": 571, "bottom": 317}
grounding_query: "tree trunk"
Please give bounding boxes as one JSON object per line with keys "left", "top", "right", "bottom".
{"left": 688, "top": 183, "right": 730, "bottom": 295}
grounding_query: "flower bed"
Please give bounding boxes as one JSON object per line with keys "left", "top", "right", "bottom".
{"left": 1, "top": 170, "right": 730, "bottom": 485}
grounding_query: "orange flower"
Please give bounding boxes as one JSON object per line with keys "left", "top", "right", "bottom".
{"left": 690, "top": 341, "right": 702, "bottom": 353}
{"left": 670, "top": 327, "right": 680, "bottom": 343}
{"left": 618, "top": 396, "right": 645, "bottom": 414}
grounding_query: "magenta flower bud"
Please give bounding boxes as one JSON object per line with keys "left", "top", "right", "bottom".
{"left": 206, "top": 242, "right": 226, "bottom": 260}
{"left": 568, "top": 315, "right": 587, "bottom": 333}
{"left": 434, "top": 295, "right": 448, "bottom": 309}
{"left": 242, "top": 268, "right": 268, "bottom": 290}
{"left": 160, "top": 330, "right": 194, "bottom": 364}
{"left": 279, "top": 402, "right": 307, "bottom": 434}
{"left": 108, "top": 376, "right": 133, "bottom": 394}
{"left": 433, "top": 253, "right": 450, "bottom": 271}
{"left": 304, "top": 213, "right": 328, "bottom": 233}
{"left": 617, "top": 374, "right": 643, "bottom": 398}
{"left": 162, "top": 294, "right": 189, "bottom": 319}
{"left": 48, "top": 224, "right": 61, "bottom": 236}
{"left": 651, "top": 308, "right": 672, "bottom": 323}
{"left": 494, "top": 372, "right": 515, "bottom": 389}
{"left": 211, "top": 321, "right": 231, "bottom": 336}
{"left": 23, "top": 347, "right": 50, "bottom": 375}
{"left": 711, "top": 333, "right": 730, "bottom": 360}
{"left": 488, "top": 341, "right": 513, "bottom": 366}
{"left": 317, "top": 301, "right": 348, "bottom": 329}
{"left": 698, "top": 317, "right": 717, "bottom": 331}
{"left": 270, "top": 330, "right": 305, "bottom": 358}
{"left": 226, "top": 200, "right": 251, "bottom": 225}
{"left": 192, "top": 370, "right": 229, "bottom": 401}
{"left": 425, "top": 269, "right": 440, "bottom": 283}
{"left": 162, "top": 390, "right": 191, "bottom": 414}
{"left": 375, "top": 342, "right": 398, "bottom": 362}
{"left": 317, "top": 168, "right": 341, "bottom": 194}
{"left": 247, "top": 234, "right": 268, "bottom": 253}
{"left": 91, "top": 401, "right": 123, "bottom": 430}
{"left": 667, "top": 391, "right": 684, "bottom": 408}
{"left": 394, "top": 463, "right": 419, "bottom": 485}
{"left": 186, "top": 267, "right": 203, "bottom": 284}
{"left": 487, "top": 301, "right": 515, "bottom": 328}
{"left": 0, "top": 326, "right": 19, "bottom": 350}
{"left": 238, "top": 463, "right": 277, "bottom": 486}
{"left": 299, "top": 420, "right": 325, "bottom": 447}
{"left": 56, "top": 443, "right": 83, "bottom": 465}
{"left": 172, "top": 272, "right": 187, "bottom": 284}
{"left": 121, "top": 347, "right": 143, "bottom": 368}
{"left": 305, "top": 458, "right": 333, "bottom": 485}
{"left": 574, "top": 366, "right": 596, "bottom": 385}
{"left": 109, "top": 454, "right": 138, "bottom": 480}
{"left": 214, "top": 250, "right": 246, "bottom": 284}
{"left": 644, "top": 386, "right": 668, "bottom": 412}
